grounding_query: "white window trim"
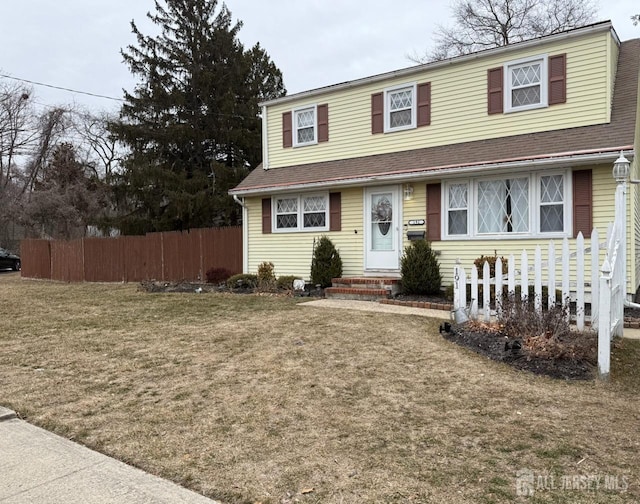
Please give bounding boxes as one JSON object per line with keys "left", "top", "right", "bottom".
{"left": 292, "top": 104, "right": 318, "bottom": 147}
{"left": 504, "top": 54, "right": 548, "bottom": 113}
{"left": 383, "top": 83, "right": 417, "bottom": 133}
{"left": 273, "top": 192, "right": 329, "bottom": 233}
{"left": 442, "top": 169, "right": 572, "bottom": 240}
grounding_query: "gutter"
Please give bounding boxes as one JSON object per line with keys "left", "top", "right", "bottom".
{"left": 230, "top": 147, "right": 634, "bottom": 197}
{"left": 232, "top": 195, "right": 249, "bottom": 274}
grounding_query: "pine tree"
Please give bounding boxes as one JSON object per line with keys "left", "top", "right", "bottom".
{"left": 110, "top": 0, "right": 285, "bottom": 234}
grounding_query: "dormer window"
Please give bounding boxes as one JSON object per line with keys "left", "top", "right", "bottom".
{"left": 293, "top": 106, "right": 317, "bottom": 146}
{"left": 384, "top": 84, "right": 417, "bottom": 132}
{"left": 505, "top": 55, "right": 548, "bottom": 112}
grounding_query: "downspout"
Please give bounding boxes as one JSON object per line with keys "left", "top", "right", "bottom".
{"left": 233, "top": 195, "right": 249, "bottom": 274}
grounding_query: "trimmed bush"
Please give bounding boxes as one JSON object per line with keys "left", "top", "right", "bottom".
{"left": 257, "top": 261, "right": 277, "bottom": 292}
{"left": 310, "top": 236, "right": 343, "bottom": 288}
{"left": 205, "top": 267, "right": 232, "bottom": 284}
{"left": 473, "top": 251, "right": 507, "bottom": 278}
{"left": 400, "top": 240, "right": 442, "bottom": 295}
{"left": 226, "top": 273, "right": 257, "bottom": 289}
{"left": 277, "top": 275, "right": 298, "bottom": 291}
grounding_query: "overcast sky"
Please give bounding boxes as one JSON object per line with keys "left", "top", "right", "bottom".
{"left": 1, "top": 0, "right": 638, "bottom": 115}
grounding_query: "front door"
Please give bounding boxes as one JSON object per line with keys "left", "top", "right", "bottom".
{"left": 365, "top": 186, "right": 401, "bottom": 271}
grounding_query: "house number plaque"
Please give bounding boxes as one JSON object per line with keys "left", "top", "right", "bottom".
{"left": 408, "top": 220, "right": 425, "bottom": 226}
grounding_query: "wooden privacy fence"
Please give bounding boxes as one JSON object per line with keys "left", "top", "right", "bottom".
{"left": 20, "top": 227, "right": 242, "bottom": 283}
{"left": 453, "top": 230, "right": 604, "bottom": 331}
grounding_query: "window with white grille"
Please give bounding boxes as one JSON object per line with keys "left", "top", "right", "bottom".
{"left": 293, "top": 106, "right": 317, "bottom": 146}
{"left": 384, "top": 84, "right": 416, "bottom": 132}
{"left": 444, "top": 171, "right": 569, "bottom": 239}
{"left": 274, "top": 194, "right": 328, "bottom": 232}
{"left": 505, "top": 55, "right": 548, "bottom": 112}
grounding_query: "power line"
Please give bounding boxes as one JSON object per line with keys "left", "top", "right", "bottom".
{"left": 0, "top": 73, "right": 124, "bottom": 102}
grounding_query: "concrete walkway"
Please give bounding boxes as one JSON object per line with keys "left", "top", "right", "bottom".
{"left": 300, "top": 299, "right": 640, "bottom": 339}
{"left": 0, "top": 407, "right": 220, "bottom": 504}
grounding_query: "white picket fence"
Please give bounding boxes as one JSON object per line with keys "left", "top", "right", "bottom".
{"left": 453, "top": 229, "right": 603, "bottom": 331}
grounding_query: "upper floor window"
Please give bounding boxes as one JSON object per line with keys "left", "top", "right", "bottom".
{"left": 293, "top": 106, "right": 317, "bottom": 147}
{"left": 384, "top": 84, "right": 417, "bottom": 132}
{"left": 505, "top": 55, "right": 548, "bottom": 113}
{"left": 274, "top": 193, "right": 328, "bottom": 232}
{"left": 444, "top": 170, "right": 570, "bottom": 239}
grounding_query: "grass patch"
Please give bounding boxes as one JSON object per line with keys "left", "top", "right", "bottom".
{"left": 0, "top": 272, "right": 638, "bottom": 503}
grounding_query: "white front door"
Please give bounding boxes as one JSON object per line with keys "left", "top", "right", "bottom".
{"left": 365, "top": 186, "right": 401, "bottom": 271}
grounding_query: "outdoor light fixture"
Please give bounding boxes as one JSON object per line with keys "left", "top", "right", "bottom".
{"left": 403, "top": 183, "right": 414, "bottom": 201}
{"left": 612, "top": 151, "right": 630, "bottom": 183}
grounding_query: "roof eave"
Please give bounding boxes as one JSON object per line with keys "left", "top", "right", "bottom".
{"left": 229, "top": 147, "right": 633, "bottom": 196}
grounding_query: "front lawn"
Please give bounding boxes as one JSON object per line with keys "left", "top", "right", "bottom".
{"left": 0, "top": 273, "right": 638, "bottom": 503}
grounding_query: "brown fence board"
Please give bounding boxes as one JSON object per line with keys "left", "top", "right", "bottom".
{"left": 20, "top": 226, "right": 241, "bottom": 283}
{"left": 20, "top": 239, "right": 51, "bottom": 279}
{"left": 50, "top": 239, "right": 84, "bottom": 282}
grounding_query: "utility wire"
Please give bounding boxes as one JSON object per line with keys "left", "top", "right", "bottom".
{"left": 0, "top": 73, "right": 124, "bottom": 102}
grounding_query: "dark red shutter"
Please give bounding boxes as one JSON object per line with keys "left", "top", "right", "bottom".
{"left": 329, "top": 192, "right": 341, "bottom": 231}
{"left": 318, "top": 104, "right": 329, "bottom": 143}
{"left": 417, "top": 82, "right": 431, "bottom": 127}
{"left": 262, "top": 198, "right": 272, "bottom": 234}
{"left": 549, "top": 54, "right": 567, "bottom": 105}
{"left": 426, "top": 183, "right": 441, "bottom": 241}
{"left": 573, "top": 170, "right": 592, "bottom": 238}
{"left": 282, "top": 112, "right": 292, "bottom": 148}
{"left": 371, "top": 92, "right": 383, "bottom": 134}
{"left": 487, "top": 67, "right": 503, "bottom": 115}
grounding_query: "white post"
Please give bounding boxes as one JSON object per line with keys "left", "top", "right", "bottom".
{"left": 496, "top": 257, "right": 503, "bottom": 317}
{"left": 471, "top": 265, "right": 478, "bottom": 320}
{"left": 576, "top": 232, "right": 585, "bottom": 331}
{"left": 454, "top": 259, "right": 461, "bottom": 310}
{"left": 483, "top": 261, "right": 490, "bottom": 322}
{"left": 534, "top": 246, "right": 542, "bottom": 313}
{"left": 562, "top": 238, "right": 571, "bottom": 320}
{"left": 591, "top": 228, "right": 599, "bottom": 328}
{"left": 548, "top": 241, "right": 556, "bottom": 309}
{"left": 460, "top": 266, "right": 467, "bottom": 313}
{"left": 508, "top": 254, "right": 516, "bottom": 295}
{"left": 598, "top": 257, "right": 612, "bottom": 379}
{"left": 521, "top": 250, "right": 528, "bottom": 301}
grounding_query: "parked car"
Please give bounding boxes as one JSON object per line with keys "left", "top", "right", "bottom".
{"left": 0, "top": 248, "right": 20, "bottom": 271}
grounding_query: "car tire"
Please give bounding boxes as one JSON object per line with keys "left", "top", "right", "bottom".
{"left": 12, "top": 260, "right": 20, "bottom": 271}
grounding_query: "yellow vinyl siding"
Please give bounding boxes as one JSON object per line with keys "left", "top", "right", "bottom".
{"left": 245, "top": 188, "right": 364, "bottom": 279}
{"left": 266, "top": 30, "right": 613, "bottom": 170}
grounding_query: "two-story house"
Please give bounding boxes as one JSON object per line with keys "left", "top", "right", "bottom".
{"left": 230, "top": 21, "right": 640, "bottom": 295}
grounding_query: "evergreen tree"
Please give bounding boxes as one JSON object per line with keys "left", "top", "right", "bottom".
{"left": 110, "top": 0, "right": 285, "bottom": 234}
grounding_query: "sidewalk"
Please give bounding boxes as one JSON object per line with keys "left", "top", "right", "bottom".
{"left": 0, "top": 407, "right": 220, "bottom": 504}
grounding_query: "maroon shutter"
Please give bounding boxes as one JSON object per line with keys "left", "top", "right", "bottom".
{"left": 262, "top": 198, "right": 272, "bottom": 234}
{"left": 318, "top": 104, "right": 329, "bottom": 143}
{"left": 426, "top": 183, "right": 441, "bottom": 241}
{"left": 371, "top": 92, "right": 383, "bottom": 134}
{"left": 329, "top": 192, "right": 341, "bottom": 231}
{"left": 549, "top": 54, "right": 567, "bottom": 105}
{"left": 573, "top": 170, "right": 592, "bottom": 238}
{"left": 417, "top": 82, "right": 431, "bottom": 127}
{"left": 282, "top": 112, "right": 292, "bottom": 148}
{"left": 487, "top": 67, "right": 503, "bottom": 115}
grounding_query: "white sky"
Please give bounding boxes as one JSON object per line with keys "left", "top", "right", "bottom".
{"left": 1, "top": 0, "right": 638, "bottom": 115}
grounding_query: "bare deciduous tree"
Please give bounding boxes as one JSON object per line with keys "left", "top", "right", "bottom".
{"left": 412, "top": 0, "right": 598, "bottom": 62}
{"left": 72, "top": 110, "right": 123, "bottom": 183}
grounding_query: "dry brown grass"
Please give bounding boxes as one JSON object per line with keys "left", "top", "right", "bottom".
{"left": 1, "top": 272, "right": 639, "bottom": 504}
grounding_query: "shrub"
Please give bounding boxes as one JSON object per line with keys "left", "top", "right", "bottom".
{"left": 226, "top": 273, "right": 257, "bottom": 289}
{"left": 257, "top": 261, "right": 277, "bottom": 292}
{"left": 310, "top": 236, "right": 343, "bottom": 288}
{"left": 277, "top": 275, "right": 298, "bottom": 291}
{"left": 400, "top": 240, "right": 442, "bottom": 295}
{"left": 473, "top": 250, "right": 506, "bottom": 278}
{"left": 205, "top": 267, "right": 232, "bottom": 284}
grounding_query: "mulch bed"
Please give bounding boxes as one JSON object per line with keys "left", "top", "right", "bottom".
{"left": 441, "top": 320, "right": 597, "bottom": 380}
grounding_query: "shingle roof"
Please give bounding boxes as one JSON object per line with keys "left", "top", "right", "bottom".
{"left": 232, "top": 39, "right": 639, "bottom": 195}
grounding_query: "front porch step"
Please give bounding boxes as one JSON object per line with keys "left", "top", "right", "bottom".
{"left": 325, "top": 286, "right": 391, "bottom": 301}
{"left": 331, "top": 277, "right": 401, "bottom": 296}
